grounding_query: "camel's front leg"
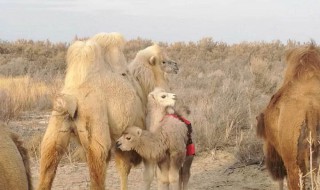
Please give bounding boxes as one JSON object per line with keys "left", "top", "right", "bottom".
{"left": 169, "top": 152, "right": 185, "bottom": 190}
{"left": 114, "top": 150, "right": 132, "bottom": 190}
{"left": 143, "top": 159, "right": 156, "bottom": 190}
{"left": 157, "top": 159, "right": 170, "bottom": 190}
{"left": 38, "top": 115, "right": 72, "bottom": 190}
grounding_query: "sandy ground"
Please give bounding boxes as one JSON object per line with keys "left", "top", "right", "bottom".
{"left": 8, "top": 112, "right": 282, "bottom": 190}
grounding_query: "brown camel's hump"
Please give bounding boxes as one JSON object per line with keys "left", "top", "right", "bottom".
{"left": 285, "top": 43, "right": 320, "bottom": 82}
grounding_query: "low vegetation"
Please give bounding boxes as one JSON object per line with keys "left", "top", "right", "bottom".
{"left": 0, "top": 37, "right": 305, "bottom": 164}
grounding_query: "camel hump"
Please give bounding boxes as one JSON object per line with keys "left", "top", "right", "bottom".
{"left": 284, "top": 43, "right": 320, "bottom": 82}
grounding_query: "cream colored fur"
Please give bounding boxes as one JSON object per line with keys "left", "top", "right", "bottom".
{"left": 129, "top": 44, "right": 179, "bottom": 105}
{"left": 0, "top": 122, "right": 32, "bottom": 190}
{"left": 117, "top": 88, "right": 192, "bottom": 190}
{"left": 117, "top": 123, "right": 187, "bottom": 190}
{"left": 91, "top": 32, "right": 128, "bottom": 74}
{"left": 146, "top": 87, "right": 176, "bottom": 132}
{"left": 38, "top": 34, "right": 179, "bottom": 190}
{"left": 64, "top": 40, "right": 107, "bottom": 90}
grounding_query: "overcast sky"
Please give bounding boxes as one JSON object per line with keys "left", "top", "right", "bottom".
{"left": 0, "top": 0, "right": 319, "bottom": 44}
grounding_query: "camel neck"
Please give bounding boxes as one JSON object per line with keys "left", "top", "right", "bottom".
{"left": 153, "top": 70, "right": 169, "bottom": 92}
{"left": 146, "top": 105, "right": 166, "bottom": 133}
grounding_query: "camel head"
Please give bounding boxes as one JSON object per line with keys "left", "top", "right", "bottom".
{"left": 148, "top": 88, "right": 177, "bottom": 110}
{"left": 116, "top": 126, "right": 142, "bottom": 151}
{"left": 129, "top": 44, "right": 180, "bottom": 95}
{"left": 148, "top": 44, "right": 179, "bottom": 75}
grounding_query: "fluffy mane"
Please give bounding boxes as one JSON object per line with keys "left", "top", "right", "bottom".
{"left": 64, "top": 40, "right": 105, "bottom": 90}
{"left": 284, "top": 43, "right": 320, "bottom": 83}
{"left": 129, "top": 44, "right": 166, "bottom": 96}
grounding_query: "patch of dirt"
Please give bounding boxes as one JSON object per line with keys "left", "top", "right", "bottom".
{"left": 8, "top": 112, "right": 282, "bottom": 190}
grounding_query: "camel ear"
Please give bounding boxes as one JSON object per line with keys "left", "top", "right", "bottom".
{"left": 53, "top": 94, "right": 78, "bottom": 118}
{"left": 149, "top": 56, "right": 157, "bottom": 65}
{"left": 136, "top": 128, "right": 142, "bottom": 137}
{"left": 149, "top": 93, "right": 155, "bottom": 100}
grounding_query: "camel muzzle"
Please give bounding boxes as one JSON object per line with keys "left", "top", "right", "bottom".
{"left": 115, "top": 141, "right": 121, "bottom": 148}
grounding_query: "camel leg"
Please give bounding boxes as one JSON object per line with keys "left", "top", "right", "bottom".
{"left": 180, "top": 155, "right": 194, "bottom": 190}
{"left": 75, "top": 112, "right": 111, "bottom": 190}
{"left": 114, "top": 150, "right": 135, "bottom": 190}
{"left": 143, "top": 159, "right": 155, "bottom": 190}
{"left": 115, "top": 149, "right": 142, "bottom": 190}
{"left": 285, "top": 164, "right": 302, "bottom": 190}
{"left": 157, "top": 160, "right": 170, "bottom": 190}
{"left": 169, "top": 153, "right": 185, "bottom": 190}
{"left": 38, "top": 117, "right": 72, "bottom": 190}
{"left": 168, "top": 167, "right": 180, "bottom": 190}
{"left": 278, "top": 180, "right": 283, "bottom": 190}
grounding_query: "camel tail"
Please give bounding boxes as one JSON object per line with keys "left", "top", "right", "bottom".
{"left": 10, "top": 133, "right": 33, "bottom": 190}
{"left": 256, "top": 113, "right": 266, "bottom": 138}
{"left": 265, "top": 143, "right": 287, "bottom": 181}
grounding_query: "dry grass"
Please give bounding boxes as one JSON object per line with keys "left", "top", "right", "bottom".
{"left": 0, "top": 76, "right": 61, "bottom": 122}
{"left": 0, "top": 38, "right": 309, "bottom": 165}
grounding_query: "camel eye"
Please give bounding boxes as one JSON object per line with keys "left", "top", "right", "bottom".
{"left": 162, "top": 61, "right": 166, "bottom": 64}
{"left": 126, "top": 137, "right": 131, "bottom": 141}
{"left": 161, "top": 95, "right": 166, "bottom": 98}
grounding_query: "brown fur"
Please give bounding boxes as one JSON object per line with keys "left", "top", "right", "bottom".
{"left": 0, "top": 122, "right": 32, "bottom": 190}
{"left": 257, "top": 44, "right": 320, "bottom": 190}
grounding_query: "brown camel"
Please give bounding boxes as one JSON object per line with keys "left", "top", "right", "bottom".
{"left": 257, "top": 44, "right": 320, "bottom": 190}
{"left": 0, "top": 122, "right": 32, "bottom": 190}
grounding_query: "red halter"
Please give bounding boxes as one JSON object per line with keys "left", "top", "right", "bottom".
{"left": 164, "top": 114, "right": 195, "bottom": 156}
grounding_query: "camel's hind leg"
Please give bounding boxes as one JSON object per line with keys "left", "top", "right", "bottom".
{"left": 114, "top": 149, "right": 142, "bottom": 190}
{"left": 76, "top": 117, "right": 111, "bottom": 190}
{"left": 179, "top": 155, "right": 194, "bottom": 190}
{"left": 143, "top": 159, "right": 156, "bottom": 190}
{"left": 285, "top": 164, "right": 301, "bottom": 190}
{"left": 38, "top": 117, "right": 72, "bottom": 190}
{"left": 169, "top": 152, "right": 185, "bottom": 190}
{"left": 157, "top": 159, "right": 170, "bottom": 190}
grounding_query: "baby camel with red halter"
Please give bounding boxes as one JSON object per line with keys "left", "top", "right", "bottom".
{"left": 116, "top": 88, "right": 194, "bottom": 190}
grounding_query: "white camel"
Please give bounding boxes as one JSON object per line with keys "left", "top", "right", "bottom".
{"left": 38, "top": 33, "right": 179, "bottom": 190}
